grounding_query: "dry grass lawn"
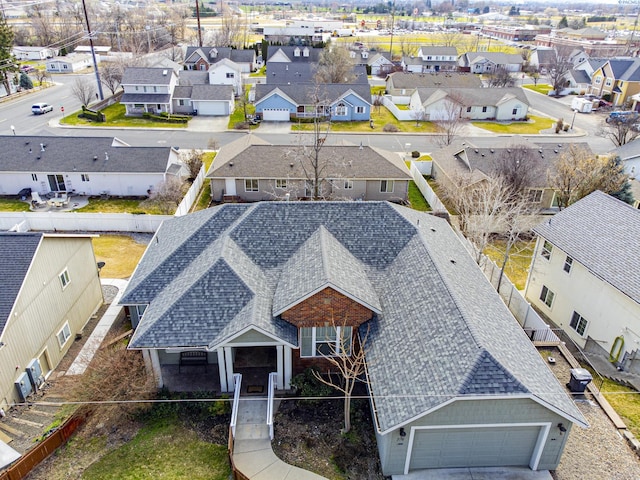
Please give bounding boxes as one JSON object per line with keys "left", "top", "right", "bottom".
{"left": 92, "top": 235, "right": 148, "bottom": 279}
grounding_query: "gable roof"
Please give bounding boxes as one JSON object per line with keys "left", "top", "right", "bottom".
{"left": 266, "top": 46, "right": 323, "bottom": 63}
{"left": 386, "top": 71, "right": 482, "bottom": 89}
{"left": 122, "top": 202, "right": 586, "bottom": 432}
{"left": 0, "top": 136, "right": 174, "bottom": 174}
{"left": 465, "top": 52, "right": 524, "bottom": 66}
{"left": 533, "top": 191, "right": 640, "bottom": 305}
{"left": 415, "top": 87, "right": 529, "bottom": 108}
{"left": 606, "top": 58, "right": 640, "bottom": 82}
{"left": 266, "top": 62, "right": 316, "bottom": 83}
{"left": 184, "top": 46, "right": 256, "bottom": 65}
{"left": 254, "top": 82, "right": 371, "bottom": 106}
{"left": 121, "top": 67, "right": 176, "bottom": 85}
{"left": 206, "top": 137, "right": 411, "bottom": 181}
{"left": 178, "top": 70, "right": 209, "bottom": 86}
{"left": 0, "top": 233, "right": 42, "bottom": 337}
{"left": 419, "top": 45, "right": 458, "bottom": 56}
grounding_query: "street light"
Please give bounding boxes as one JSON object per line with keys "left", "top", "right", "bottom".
{"left": 570, "top": 110, "right": 577, "bottom": 130}
{"left": 10, "top": 125, "right": 15, "bottom": 135}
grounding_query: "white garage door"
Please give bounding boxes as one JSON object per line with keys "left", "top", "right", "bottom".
{"left": 409, "top": 426, "right": 541, "bottom": 470}
{"left": 262, "top": 108, "right": 290, "bottom": 121}
{"left": 195, "top": 101, "right": 229, "bottom": 116}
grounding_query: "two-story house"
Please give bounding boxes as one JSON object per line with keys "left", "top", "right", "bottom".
{"left": 525, "top": 191, "right": 640, "bottom": 373}
{"left": 588, "top": 57, "right": 640, "bottom": 107}
{"left": 120, "top": 67, "right": 179, "bottom": 116}
{"left": 207, "top": 58, "right": 243, "bottom": 96}
{"left": 402, "top": 46, "right": 458, "bottom": 73}
{"left": 183, "top": 46, "right": 257, "bottom": 73}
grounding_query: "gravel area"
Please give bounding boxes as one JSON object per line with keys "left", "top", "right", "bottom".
{"left": 541, "top": 347, "right": 640, "bottom": 480}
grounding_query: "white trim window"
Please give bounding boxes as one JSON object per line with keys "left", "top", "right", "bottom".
{"left": 59, "top": 268, "right": 70, "bottom": 289}
{"left": 541, "top": 240, "right": 552, "bottom": 260}
{"left": 539, "top": 285, "right": 555, "bottom": 308}
{"left": 57, "top": 322, "right": 71, "bottom": 348}
{"left": 380, "top": 180, "right": 394, "bottom": 193}
{"left": 244, "top": 179, "right": 259, "bottom": 192}
{"left": 563, "top": 256, "right": 573, "bottom": 273}
{"left": 343, "top": 180, "right": 353, "bottom": 190}
{"left": 570, "top": 311, "right": 588, "bottom": 336}
{"left": 335, "top": 103, "right": 346, "bottom": 116}
{"left": 528, "top": 189, "right": 543, "bottom": 203}
{"left": 300, "top": 326, "right": 352, "bottom": 357}
{"left": 276, "top": 179, "right": 287, "bottom": 189}
{"left": 355, "top": 106, "right": 365, "bottom": 114}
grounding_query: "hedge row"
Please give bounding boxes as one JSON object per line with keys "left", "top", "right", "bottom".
{"left": 142, "top": 112, "right": 190, "bottom": 124}
{"left": 79, "top": 106, "right": 105, "bottom": 122}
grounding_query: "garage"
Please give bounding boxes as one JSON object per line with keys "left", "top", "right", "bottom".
{"left": 193, "top": 101, "right": 229, "bottom": 116}
{"left": 262, "top": 108, "right": 290, "bottom": 121}
{"left": 408, "top": 425, "right": 543, "bottom": 471}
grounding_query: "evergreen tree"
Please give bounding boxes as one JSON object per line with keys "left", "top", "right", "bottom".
{"left": 0, "top": 13, "right": 17, "bottom": 97}
{"left": 558, "top": 16, "right": 569, "bottom": 28}
{"left": 610, "top": 156, "right": 635, "bottom": 205}
{"left": 19, "top": 72, "right": 33, "bottom": 90}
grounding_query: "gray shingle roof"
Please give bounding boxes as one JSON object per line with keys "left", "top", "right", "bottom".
{"left": 266, "top": 62, "right": 316, "bottom": 83}
{"left": 266, "top": 46, "right": 323, "bottom": 63}
{"left": 120, "top": 93, "right": 172, "bottom": 104}
{"left": 415, "top": 87, "right": 529, "bottom": 107}
{"left": 121, "top": 67, "right": 175, "bottom": 85}
{"left": 191, "top": 84, "right": 233, "bottom": 101}
{"left": 123, "top": 202, "right": 586, "bottom": 431}
{"left": 0, "top": 233, "right": 42, "bottom": 337}
{"left": 533, "top": 191, "right": 640, "bottom": 305}
{"left": 0, "top": 136, "right": 173, "bottom": 173}
{"left": 255, "top": 82, "right": 371, "bottom": 105}
{"left": 206, "top": 137, "right": 411, "bottom": 181}
{"left": 178, "top": 70, "right": 209, "bottom": 86}
{"left": 386, "top": 72, "right": 482, "bottom": 89}
{"left": 418, "top": 46, "right": 458, "bottom": 56}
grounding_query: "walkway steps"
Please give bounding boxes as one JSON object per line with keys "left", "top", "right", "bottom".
{"left": 0, "top": 423, "right": 23, "bottom": 437}
{"left": 0, "top": 430, "right": 11, "bottom": 444}
{"left": 9, "top": 417, "right": 43, "bottom": 428}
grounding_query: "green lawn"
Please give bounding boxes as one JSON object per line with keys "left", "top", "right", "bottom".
{"left": 74, "top": 199, "right": 164, "bottom": 215}
{"left": 82, "top": 419, "right": 230, "bottom": 480}
{"left": 408, "top": 181, "right": 430, "bottom": 212}
{"left": 60, "top": 103, "right": 188, "bottom": 128}
{"left": 484, "top": 239, "right": 536, "bottom": 290}
{"left": 228, "top": 103, "right": 257, "bottom": 129}
{"left": 0, "top": 198, "right": 31, "bottom": 212}
{"left": 523, "top": 84, "right": 553, "bottom": 95}
{"left": 472, "top": 115, "right": 555, "bottom": 134}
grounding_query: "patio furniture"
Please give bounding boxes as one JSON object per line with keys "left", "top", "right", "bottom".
{"left": 31, "top": 192, "right": 46, "bottom": 208}
{"left": 179, "top": 351, "right": 208, "bottom": 372}
{"left": 47, "top": 193, "right": 68, "bottom": 208}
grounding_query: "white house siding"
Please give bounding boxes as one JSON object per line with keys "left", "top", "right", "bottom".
{"left": 495, "top": 99, "right": 528, "bottom": 121}
{"left": 208, "top": 66, "right": 241, "bottom": 95}
{"left": 0, "top": 237, "right": 102, "bottom": 409}
{"left": 462, "top": 105, "right": 498, "bottom": 120}
{"left": 192, "top": 101, "right": 230, "bottom": 116}
{"left": 375, "top": 398, "right": 570, "bottom": 476}
{"left": 525, "top": 237, "right": 640, "bottom": 371}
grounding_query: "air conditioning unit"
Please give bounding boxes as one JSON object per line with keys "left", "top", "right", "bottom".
{"left": 15, "top": 372, "right": 33, "bottom": 403}
{"left": 26, "top": 358, "right": 44, "bottom": 390}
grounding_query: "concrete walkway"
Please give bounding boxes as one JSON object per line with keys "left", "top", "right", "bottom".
{"left": 66, "top": 278, "right": 128, "bottom": 376}
{"left": 392, "top": 467, "right": 553, "bottom": 479}
{"left": 232, "top": 397, "right": 327, "bottom": 480}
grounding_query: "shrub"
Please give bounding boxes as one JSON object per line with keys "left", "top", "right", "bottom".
{"left": 563, "top": 123, "right": 570, "bottom": 131}
{"left": 79, "top": 105, "right": 105, "bottom": 122}
{"left": 234, "top": 122, "right": 250, "bottom": 130}
{"left": 555, "top": 118, "right": 564, "bottom": 133}
{"left": 411, "top": 151, "right": 420, "bottom": 158}
{"left": 383, "top": 123, "right": 399, "bottom": 132}
{"left": 290, "top": 367, "right": 335, "bottom": 399}
{"left": 209, "top": 394, "right": 231, "bottom": 416}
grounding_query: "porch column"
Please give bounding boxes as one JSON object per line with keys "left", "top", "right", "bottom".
{"left": 224, "top": 346, "right": 234, "bottom": 392}
{"left": 144, "top": 349, "right": 163, "bottom": 388}
{"left": 217, "top": 349, "right": 228, "bottom": 393}
{"left": 284, "top": 346, "right": 292, "bottom": 390}
{"left": 276, "top": 345, "right": 284, "bottom": 390}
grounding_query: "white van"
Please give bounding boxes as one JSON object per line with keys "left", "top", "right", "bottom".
{"left": 32, "top": 103, "right": 53, "bottom": 115}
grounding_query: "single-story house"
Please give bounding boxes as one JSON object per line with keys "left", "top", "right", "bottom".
{"left": 458, "top": 52, "right": 524, "bottom": 73}
{"left": 0, "top": 136, "right": 185, "bottom": 197}
{"left": 46, "top": 53, "right": 98, "bottom": 73}
{"left": 12, "top": 46, "right": 55, "bottom": 61}
{"left": 365, "top": 52, "right": 394, "bottom": 76}
{"left": 384, "top": 71, "right": 482, "bottom": 103}
{"left": 172, "top": 84, "right": 234, "bottom": 116}
{"left": 254, "top": 82, "right": 371, "bottom": 122}
{"left": 409, "top": 87, "right": 529, "bottom": 121}
{"left": 612, "top": 138, "right": 640, "bottom": 179}
{"left": 120, "top": 201, "right": 587, "bottom": 475}
{"left": 0, "top": 232, "right": 103, "bottom": 410}
{"left": 206, "top": 136, "right": 411, "bottom": 202}
{"left": 525, "top": 191, "right": 640, "bottom": 372}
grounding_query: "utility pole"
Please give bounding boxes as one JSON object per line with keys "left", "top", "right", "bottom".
{"left": 389, "top": 0, "right": 395, "bottom": 61}
{"left": 195, "top": 0, "right": 203, "bottom": 47}
{"left": 81, "top": 0, "right": 104, "bottom": 101}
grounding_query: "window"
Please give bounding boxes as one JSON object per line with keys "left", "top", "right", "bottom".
{"left": 343, "top": 180, "right": 353, "bottom": 190}
{"left": 380, "top": 180, "right": 394, "bottom": 193}
{"left": 153, "top": 86, "right": 157, "bottom": 92}
{"left": 31, "top": 173, "right": 37, "bottom": 181}
{"left": 564, "top": 256, "right": 573, "bottom": 273}
{"left": 482, "top": 106, "right": 488, "bottom": 113}
{"left": 143, "top": 86, "right": 147, "bottom": 92}
{"left": 595, "top": 76, "right": 602, "bottom": 85}
{"left": 335, "top": 103, "right": 346, "bottom": 116}
{"left": 467, "top": 106, "right": 472, "bottom": 113}
{"left": 300, "top": 326, "right": 352, "bottom": 357}
{"left": 59, "top": 269, "right": 70, "bottom": 289}
{"left": 200, "top": 64, "right": 206, "bottom": 71}
{"left": 135, "top": 86, "right": 139, "bottom": 91}
{"left": 276, "top": 179, "right": 287, "bottom": 189}
{"left": 57, "top": 322, "right": 71, "bottom": 347}
{"left": 81, "top": 174, "right": 90, "bottom": 182}
{"left": 605, "top": 78, "right": 612, "bottom": 87}
{"left": 539, "top": 285, "right": 555, "bottom": 308}
{"left": 226, "top": 72, "right": 235, "bottom": 78}
{"left": 570, "top": 311, "right": 588, "bottom": 336}
{"left": 244, "top": 179, "right": 258, "bottom": 192}
{"left": 512, "top": 108, "right": 518, "bottom": 115}
{"left": 48, "top": 174, "right": 66, "bottom": 192}
{"left": 356, "top": 106, "right": 365, "bottom": 114}
{"left": 528, "top": 189, "right": 543, "bottom": 203}
{"left": 541, "top": 240, "right": 552, "bottom": 260}
{"left": 179, "top": 99, "right": 185, "bottom": 106}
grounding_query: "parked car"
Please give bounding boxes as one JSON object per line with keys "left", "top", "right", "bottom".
{"left": 606, "top": 111, "right": 637, "bottom": 124}
{"left": 20, "top": 65, "right": 35, "bottom": 73}
{"left": 32, "top": 103, "right": 53, "bottom": 115}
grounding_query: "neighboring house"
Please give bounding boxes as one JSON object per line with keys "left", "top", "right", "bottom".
{"left": 183, "top": 46, "right": 257, "bottom": 73}
{"left": 365, "top": 52, "right": 394, "bottom": 76}
{"left": 265, "top": 62, "right": 316, "bottom": 84}
{"left": 120, "top": 67, "right": 178, "bottom": 116}
{"left": 458, "top": 52, "right": 524, "bottom": 73}
{"left": 46, "top": 53, "right": 97, "bottom": 73}
{"left": 208, "top": 58, "right": 243, "bottom": 95}
{"left": 254, "top": 82, "right": 371, "bottom": 122}
{"left": 120, "top": 201, "right": 586, "bottom": 475}
{"left": 12, "top": 46, "right": 55, "bottom": 61}
{"left": 0, "top": 136, "right": 184, "bottom": 197}
{"left": 563, "top": 69, "right": 592, "bottom": 94}
{"left": 588, "top": 57, "right": 640, "bottom": 107}
{"left": 206, "top": 136, "right": 411, "bottom": 202}
{"left": 431, "top": 140, "right": 593, "bottom": 211}
{"left": 524, "top": 191, "right": 640, "bottom": 372}
{"left": 528, "top": 48, "right": 556, "bottom": 71}
{"left": 265, "top": 46, "right": 323, "bottom": 64}
{"left": 384, "top": 71, "right": 482, "bottom": 103}
{"left": 402, "top": 46, "right": 458, "bottom": 73}
{"left": 611, "top": 139, "right": 640, "bottom": 181}
{"left": 409, "top": 87, "right": 529, "bottom": 121}
{"left": 172, "top": 84, "right": 234, "bottom": 116}
{"left": 0, "top": 232, "right": 103, "bottom": 410}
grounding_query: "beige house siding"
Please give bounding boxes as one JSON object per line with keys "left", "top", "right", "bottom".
{"left": 0, "top": 237, "right": 103, "bottom": 409}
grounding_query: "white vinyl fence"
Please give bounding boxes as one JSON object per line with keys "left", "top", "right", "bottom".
{"left": 382, "top": 96, "right": 412, "bottom": 120}
{"left": 175, "top": 165, "right": 206, "bottom": 217}
{"left": 409, "top": 161, "right": 448, "bottom": 213}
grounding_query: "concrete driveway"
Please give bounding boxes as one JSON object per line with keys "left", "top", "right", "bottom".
{"left": 187, "top": 116, "right": 229, "bottom": 132}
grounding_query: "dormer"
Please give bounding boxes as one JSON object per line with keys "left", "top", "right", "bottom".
{"left": 209, "top": 48, "right": 218, "bottom": 59}
{"left": 294, "top": 47, "right": 301, "bottom": 57}
{"left": 303, "top": 47, "right": 309, "bottom": 57}
{"left": 362, "top": 51, "right": 368, "bottom": 59}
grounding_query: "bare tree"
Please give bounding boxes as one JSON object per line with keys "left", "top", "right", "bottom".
{"left": 33, "top": 67, "right": 51, "bottom": 88}
{"left": 410, "top": 104, "right": 425, "bottom": 126}
{"left": 311, "top": 323, "right": 370, "bottom": 434}
{"left": 209, "top": 14, "right": 246, "bottom": 47}
{"left": 547, "top": 145, "right": 630, "bottom": 210}
{"left": 486, "top": 66, "right": 516, "bottom": 88}
{"left": 433, "top": 95, "right": 466, "bottom": 147}
{"left": 548, "top": 47, "right": 573, "bottom": 95}
{"left": 71, "top": 77, "right": 96, "bottom": 106}
{"left": 100, "top": 61, "right": 125, "bottom": 95}
{"left": 183, "top": 149, "right": 204, "bottom": 181}
{"left": 315, "top": 45, "right": 355, "bottom": 84}
{"left": 145, "top": 176, "right": 186, "bottom": 214}
{"left": 601, "top": 114, "right": 640, "bottom": 147}
{"left": 492, "top": 144, "right": 543, "bottom": 195}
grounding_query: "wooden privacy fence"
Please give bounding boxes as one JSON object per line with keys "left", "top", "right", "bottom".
{"left": 0, "top": 415, "right": 84, "bottom": 480}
